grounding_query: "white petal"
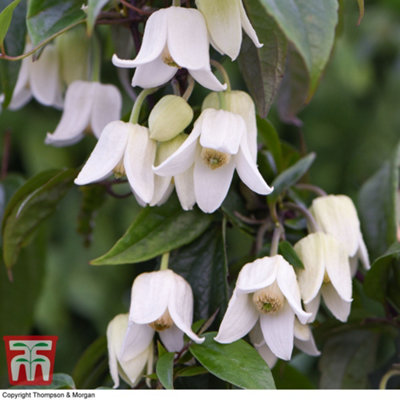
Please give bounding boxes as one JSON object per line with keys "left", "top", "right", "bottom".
{"left": 239, "top": 0, "right": 263, "bottom": 49}
{"left": 236, "top": 256, "right": 278, "bottom": 293}
{"left": 304, "top": 295, "right": 320, "bottom": 323}
{"left": 293, "top": 319, "right": 310, "bottom": 341}
{"left": 175, "top": 166, "right": 196, "bottom": 211}
{"left": 276, "top": 255, "right": 311, "bottom": 324}
{"left": 112, "top": 9, "right": 168, "bottom": 67}
{"left": 46, "top": 81, "right": 94, "bottom": 147}
{"left": 294, "top": 322, "right": 320, "bottom": 356}
{"left": 235, "top": 134, "right": 273, "bottom": 195}
{"left": 150, "top": 175, "right": 173, "bottom": 206}
{"left": 74, "top": 121, "right": 129, "bottom": 185}
{"left": 199, "top": 109, "right": 245, "bottom": 155}
{"left": 91, "top": 83, "right": 122, "bottom": 138}
{"left": 168, "top": 272, "right": 204, "bottom": 344}
{"left": 259, "top": 302, "right": 294, "bottom": 360}
{"left": 249, "top": 325, "right": 277, "bottom": 368}
{"left": 120, "top": 321, "right": 154, "bottom": 361}
{"left": 166, "top": 7, "right": 210, "bottom": 70}
{"left": 321, "top": 284, "right": 352, "bottom": 322}
{"left": 358, "top": 235, "right": 371, "bottom": 270}
{"left": 159, "top": 324, "right": 184, "bottom": 352}
{"left": 215, "top": 289, "right": 258, "bottom": 343}
{"left": 124, "top": 125, "right": 156, "bottom": 204}
{"left": 9, "top": 57, "right": 32, "bottom": 110}
{"left": 30, "top": 44, "right": 63, "bottom": 107}
{"left": 121, "top": 341, "right": 153, "bottom": 387}
{"left": 131, "top": 58, "right": 177, "bottom": 88}
{"left": 129, "top": 270, "right": 173, "bottom": 324}
{"left": 193, "top": 148, "right": 235, "bottom": 213}
{"left": 8, "top": 87, "right": 32, "bottom": 110}
{"left": 189, "top": 68, "right": 227, "bottom": 92}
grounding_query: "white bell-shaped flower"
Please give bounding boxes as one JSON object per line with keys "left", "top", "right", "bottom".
{"left": 195, "top": 0, "right": 262, "bottom": 61}
{"left": 112, "top": 6, "right": 226, "bottom": 91}
{"left": 154, "top": 108, "right": 273, "bottom": 213}
{"left": 107, "top": 314, "right": 153, "bottom": 388}
{"left": 309, "top": 195, "right": 370, "bottom": 273}
{"left": 294, "top": 232, "right": 353, "bottom": 323}
{"left": 74, "top": 120, "right": 156, "bottom": 204}
{"left": 215, "top": 255, "right": 311, "bottom": 361}
{"left": 119, "top": 270, "right": 204, "bottom": 363}
{"left": 45, "top": 81, "right": 122, "bottom": 147}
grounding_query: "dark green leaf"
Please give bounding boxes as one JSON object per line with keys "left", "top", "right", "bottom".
{"left": 278, "top": 240, "right": 304, "bottom": 269}
{"left": 2, "top": 168, "right": 76, "bottom": 269}
{"left": 0, "top": 0, "right": 21, "bottom": 47}
{"left": 257, "top": 117, "right": 283, "bottom": 173}
{"left": 189, "top": 332, "right": 275, "bottom": 389}
{"left": 156, "top": 351, "right": 174, "bottom": 390}
{"left": 170, "top": 225, "right": 229, "bottom": 325}
{"left": 239, "top": 0, "right": 287, "bottom": 117}
{"left": 358, "top": 143, "right": 400, "bottom": 260}
{"left": 92, "top": 196, "right": 213, "bottom": 265}
{"left": 175, "top": 366, "right": 208, "bottom": 378}
{"left": 272, "top": 360, "right": 315, "bottom": 389}
{"left": 27, "top": 0, "right": 85, "bottom": 46}
{"left": 72, "top": 336, "right": 109, "bottom": 389}
{"left": 268, "top": 153, "right": 315, "bottom": 202}
{"left": 12, "top": 373, "right": 76, "bottom": 389}
{"left": 87, "top": 0, "right": 109, "bottom": 35}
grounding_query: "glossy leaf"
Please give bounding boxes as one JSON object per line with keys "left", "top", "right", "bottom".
{"left": 239, "top": 0, "right": 287, "bottom": 117}
{"left": 189, "top": 332, "right": 275, "bottom": 389}
{"left": 27, "top": 0, "right": 85, "bottom": 46}
{"left": 2, "top": 168, "right": 76, "bottom": 269}
{"left": 12, "top": 373, "right": 76, "bottom": 389}
{"left": 156, "top": 351, "right": 174, "bottom": 390}
{"left": 0, "top": 0, "right": 21, "bottom": 47}
{"left": 278, "top": 240, "right": 304, "bottom": 270}
{"left": 175, "top": 366, "right": 208, "bottom": 378}
{"left": 272, "top": 360, "right": 315, "bottom": 389}
{"left": 87, "top": 0, "right": 109, "bottom": 35}
{"left": 92, "top": 197, "right": 213, "bottom": 266}
{"left": 257, "top": 117, "right": 283, "bottom": 173}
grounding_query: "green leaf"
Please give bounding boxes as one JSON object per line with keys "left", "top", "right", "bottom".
{"left": 257, "top": 117, "right": 283, "bottom": 173}
{"left": 239, "top": 0, "right": 287, "bottom": 117}
{"left": 12, "top": 373, "right": 76, "bottom": 389}
{"left": 358, "top": 143, "right": 400, "bottom": 260}
{"left": 2, "top": 168, "right": 76, "bottom": 269}
{"left": 27, "top": 0, "right": 85, "bottom": 46}
{"left": 170, "top": 224, "right": 229, "bottom": 325}
{"left": 72, "top": 336, "right": 109, "bottom": 389}
{"left": 0, "top": 0, "right": 21, "bottom": 47}
{"left": 156, "top": 351, "right": 174, "bottom": 390}
{"left": 189, "top": 332, "right": 275, "bottom": 389}
{"left": 278, "top": 240, "right": 304, "bottom": 269}
{"left": 92, "top": 196, "right": 213, "bottom": 266}
{"left": 175, "top": 366, "right": 208, "bottom": 378}
{"left": 87, "top": 0, "right": 109, "bottom": 35}
{"left": 268, "top": 153, "right": 315, "bottom": 202}
{"left": 272, "top": 360, "right": 315, "bottom": 389}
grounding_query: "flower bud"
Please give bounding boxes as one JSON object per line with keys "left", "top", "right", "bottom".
{"left": 149, "top": 95, "right": 193, "bottom": 142}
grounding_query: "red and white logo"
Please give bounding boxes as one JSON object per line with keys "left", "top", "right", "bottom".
{"left": 3, "top": 336, "right": 58, "bottom": 386}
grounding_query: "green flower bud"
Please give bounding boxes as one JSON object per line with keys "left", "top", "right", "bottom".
{"left": 155, "top": 133, "right": 187, "bottom": 166}
{"left": 149, "top": 95, "right": 193, "bottom": 142}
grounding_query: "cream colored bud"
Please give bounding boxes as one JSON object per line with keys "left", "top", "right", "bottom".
{"left": 201, "top": 148, "right": 231, "bottom": 170}
{"left": 149, "top": 95, "right": 193, "bottom": 142}
{"left": 155, "top": 134, "right": 187, "bottom": 166}
{"left": 252, "top": 282, "right": 285, "bottom": 314}
{"left": 149, "top": 309, "right": 174, "bottom": 331}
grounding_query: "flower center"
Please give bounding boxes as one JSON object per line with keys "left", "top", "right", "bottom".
{"left": 252, "top": 282, "right": 285, "bottom": 314}
{"left": 162, "top": 48, "right": 180, "bottom": 68}
{"left": 323, "top": 270, "right": 330, "bottom": 284}
{"left": 113, "top": 160, "right": 125, "bottom": 178}
{"left": 201, "top": 148, "right": 231, "bottom": 170}
{"left": 149, "top": 309, "right": 173, "bottom": 331}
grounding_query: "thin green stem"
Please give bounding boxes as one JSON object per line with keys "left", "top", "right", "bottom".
{"left": 379, "top": 368, "right": 400, "bottom": 389}
{"left": 182, "top": 75, "right": 195, "bottom": 101}
{"left": 90, "top": 34, "right": 101, "bottom": 82}
{"left": 218, "top": 91, "right": 227, "bottom": 110}
{"left": 129, "top": 88, "right": 159, "bottom": 124}
{"left": 160, "top": 252, "right": 170, "bottom": 270}
{"left": 285, "top": 202, "right": 320, "bottom": 233}
{"left": 270, "top": 223, "right": 283, "bottom": 257}
{"left": 210, "top": 59, "right": 231, "bottom": 91}
{"left": 296, "top": 183, "right": 327, "bottom": 197}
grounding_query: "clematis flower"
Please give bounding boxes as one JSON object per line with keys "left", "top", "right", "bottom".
{"left": 74, "top": 120, "right": 156, "bottom": 204}
{"left": 154, "top": 108, "right": 273, "bottom": 213}
{"left": 249, "top": 319, "right": 320, "bottom": 368}
{"left": 215, "top": 255, "right": 311, "bottom": 361}
{"left": 195, "top": 0, "right": 262, "bottom": 61}
{"left": 107, "top": 313, "right": 153, "bottom": 388}
{"left": 309, "top": 195, "right": 370, "bottom": 274}
{"left": 45, "top": 81, "right": 122, "bottom": 147}
{"left": 119, "top": 270, "right": 204, "bottom": 363}
{"left": 112, "top": 6, "right": 226, "bottom": 91}
{"left": 294, "top": 232, "right": 353, "bottom": 323}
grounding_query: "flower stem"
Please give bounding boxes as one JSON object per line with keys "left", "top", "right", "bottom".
{"left": 296, "top": 183, "right": 327, "bottom": 197}
{"left": 129, "top": 88, "right": 159, "bottom": 124}
{"left": 210, "top": 59, "right": 231, "bottom": 91}
{"left": 270, "top": 223, "right": 283, "bottom": 257}
{"left": 172, "top": 0, "right": 181, "bottom": 6}
{"left": 182, "top": 75, "right": 195, "bottom": 101}
{"left": 160, "top": 252, "right": 170, "bottom": 270}
{"left": 285, "top": 202, "right": 320, "bottom": 233}
{"left": 379, "top": 368, "right": 400, "bottom": 389}
{"left": 90, "top": 34, "right": 101, "bottom": 82}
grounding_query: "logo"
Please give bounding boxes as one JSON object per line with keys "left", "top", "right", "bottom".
{"left": 3, "top": 336, "right": 58, "bottom": 386}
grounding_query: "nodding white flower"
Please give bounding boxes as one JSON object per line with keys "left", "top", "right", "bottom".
{"left": 294, "top": 232, "right": 353, "bottom": 323}
{"left": 154, "top": 108, "right": 273, "bottom": 213}
{"left": 7, "top": 43, "right": 63, "bottom": 110}
{"left": 112, "top": 7, "right": 226, "bottom": 92}
{"left": 249, "top": 319, "right": 320, "bottom": 368}
{"left": 119, "top": 270, "right": 204, "bottom": 364}
{"left": 74, "top": 120, "right": 156, "bottom": 204}
{"left": 195, "top": 0, "right": 262, "bottom": 61}
{"left": 107, "top": 314, "right": 153, "bottom": 388}
{"left": 45, "top": 81, "right": 122, "bottom": 147}
{"left": 215, "top": 255, "right": 311, "bottom": 361}
{"left": 309, "top": 195, "right": 370, "bottom": 274}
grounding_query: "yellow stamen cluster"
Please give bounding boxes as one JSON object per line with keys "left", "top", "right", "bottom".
{"left": 113, "top": 160, "right": 125, "bottom": 178}
{"left": 162, "top": 48, "right": 180, "bottom": 68}
{"left": 252, "top": 282, "right": 285, "bottom": 314}
{"left": 201, "top": 148, "right": 231, "bottom": 170}
{"left": 149, "top": 309, "right": 173, "bottom": 331}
